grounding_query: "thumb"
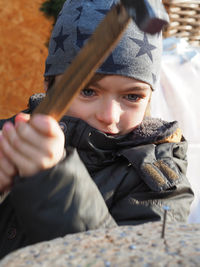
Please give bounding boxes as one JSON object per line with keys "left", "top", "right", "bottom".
{"left": 15, "top": 113, "right": 30, "bottom": 126}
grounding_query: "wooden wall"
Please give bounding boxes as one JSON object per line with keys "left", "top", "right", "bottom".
{"left": 0, "top": 0, "right": 52, "bottom": 118}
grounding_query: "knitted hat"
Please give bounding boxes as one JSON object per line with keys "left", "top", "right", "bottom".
{"left": 44, "top": 0, "right": 163, "bottom": 90}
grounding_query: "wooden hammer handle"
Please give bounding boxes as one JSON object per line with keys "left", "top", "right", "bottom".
{"left": 33, "top": 3, "right": 130, "bottom": 121}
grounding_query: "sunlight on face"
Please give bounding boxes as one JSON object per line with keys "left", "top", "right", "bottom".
{"left": 55, "top": 74, "right": 152, "bottom": 135}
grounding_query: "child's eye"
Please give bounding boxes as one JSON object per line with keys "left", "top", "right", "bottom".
{"left": 81, "top": 88, "right": 95, "bottom": 97}
{"left": 124, "top": 94, "right": 141, "bottom": 102}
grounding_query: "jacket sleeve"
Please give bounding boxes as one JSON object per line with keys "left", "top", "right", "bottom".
{"left": 10, "top": 148, "right": 116, "bottom": 244}
{"left": 111, "top": 141, "right": 194, "bottom": 225}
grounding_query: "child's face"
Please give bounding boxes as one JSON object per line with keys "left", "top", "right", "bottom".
{"left": 56, "top": 75, "right": 151, "bottom": 136}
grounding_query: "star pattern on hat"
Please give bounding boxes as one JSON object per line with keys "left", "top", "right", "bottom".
{"left": 76, "top": 27, "right": 91, "bottom": 48}
{"left": 53, "top": 26, "right": 69, "bottom": 54}
{"left": 95, "top": 8, "right": 109, "bottom": 15}
{"left": 75, "top": 6, "right": 83, "bottom": 21}
{"left": 129, "top": 34, "right": 156, "bottom": 62}
{"left": 45, "top": 63, "right": 52, "bottom": 73}
{"left": 100, "top": 54, "right": 127, "bottom": 72}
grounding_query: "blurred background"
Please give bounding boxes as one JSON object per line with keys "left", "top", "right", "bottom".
{"left": 0, "top": 0, "right": 65, "bottom": 118}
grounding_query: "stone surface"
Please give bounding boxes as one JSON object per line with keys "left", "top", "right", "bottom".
{"left": 0, "top": 222, "right": 200, "bottom": 266}
{"left": 0, "top": 0, "right": 52, "bottom": 119}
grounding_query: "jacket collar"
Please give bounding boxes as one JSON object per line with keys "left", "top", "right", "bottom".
{"left": 60, "top": 115, "right": 179, "bottom": 152}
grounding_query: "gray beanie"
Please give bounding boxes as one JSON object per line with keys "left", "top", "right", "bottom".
{"left": 44, "top": 0, "right": 163, "bottom": 90}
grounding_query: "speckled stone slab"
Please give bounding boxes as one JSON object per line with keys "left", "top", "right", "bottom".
{"left": 1, "top": 222, "right": 200, "bottom": 267}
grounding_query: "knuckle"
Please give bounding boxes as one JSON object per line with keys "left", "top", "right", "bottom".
{"left": 46, "top": 147, "right": 54, "bottom": 160}
{"left": 17, "top": 121, "right": 26, "bottom": 131}
{"left": 46, "top": 121, "right": 53, "bottom": 134}
{"left": 39, "top": 155, "right": 56, "bottom": 170}
{"left": 1, "top": 139, "right": 12, "bottom": 158}
{"left": 35, "top": 157, "right": 47, "bottom": 170}
{"left": 47, "top": 119, "right": 60, "bottom": 136}
{"left": 12, "top": 135, "right": 21, "bottom": 150}
{"left": 32, "top": 115, "right": 53, "bottom": 135}
{"left": 19, "top": 162, "right": 35, "bottom": 177}
{"left": 17, "top": 123, "right": 28, "bottom": 138}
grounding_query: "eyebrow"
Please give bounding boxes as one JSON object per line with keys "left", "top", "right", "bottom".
{"left": 123, "top": 86, "right": 150, "bottom": 92}
{"left": 90, "top": 82, "right": 150, "bottom": 92}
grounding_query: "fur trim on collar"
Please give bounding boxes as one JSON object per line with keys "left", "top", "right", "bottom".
{"left": 28, "top": 93, "right": 46, "bottom": 111}
{"left": 128, "top": 117, "right": 181, "bottom": 145}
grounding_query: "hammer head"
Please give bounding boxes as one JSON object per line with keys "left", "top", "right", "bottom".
{"left": 121, "top": 0, "right": 169, "bottom": 34}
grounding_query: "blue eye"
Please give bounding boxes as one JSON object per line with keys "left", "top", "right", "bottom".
{"left": 81, "top": 88, "right": 95, "bottom": 97}
{"left": 125, "top": 94, "right": 140, "bottom": 101}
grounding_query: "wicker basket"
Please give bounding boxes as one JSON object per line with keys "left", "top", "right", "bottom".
{"left": 163, "top": 0, "right": 200, "bottom": 46}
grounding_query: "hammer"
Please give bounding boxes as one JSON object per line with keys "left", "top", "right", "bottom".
{"left": 34, "top": 0, "right": 168, "bottom": 121}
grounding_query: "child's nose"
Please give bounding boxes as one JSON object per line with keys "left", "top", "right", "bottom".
{"left": 96, "top": 99, "right": 121, "bottom": 125}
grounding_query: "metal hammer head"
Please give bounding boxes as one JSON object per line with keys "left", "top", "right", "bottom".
{"left": 121, "top": 0, "right": 169, "bottom": 34}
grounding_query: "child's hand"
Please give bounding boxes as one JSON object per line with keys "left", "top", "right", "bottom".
{"left": 1, "top": 113, "right": 65, "bottom": 177}
{"left": 0, "top": 132, "right": 17, "bottom": 192}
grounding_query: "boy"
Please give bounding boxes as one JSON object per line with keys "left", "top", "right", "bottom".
{"left": 0, "top": 0, "right": 194, "bottom": 259}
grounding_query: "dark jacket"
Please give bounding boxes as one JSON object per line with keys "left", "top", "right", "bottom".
{"left": 0, "top": 94, "right": 194, "bottom": 259}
